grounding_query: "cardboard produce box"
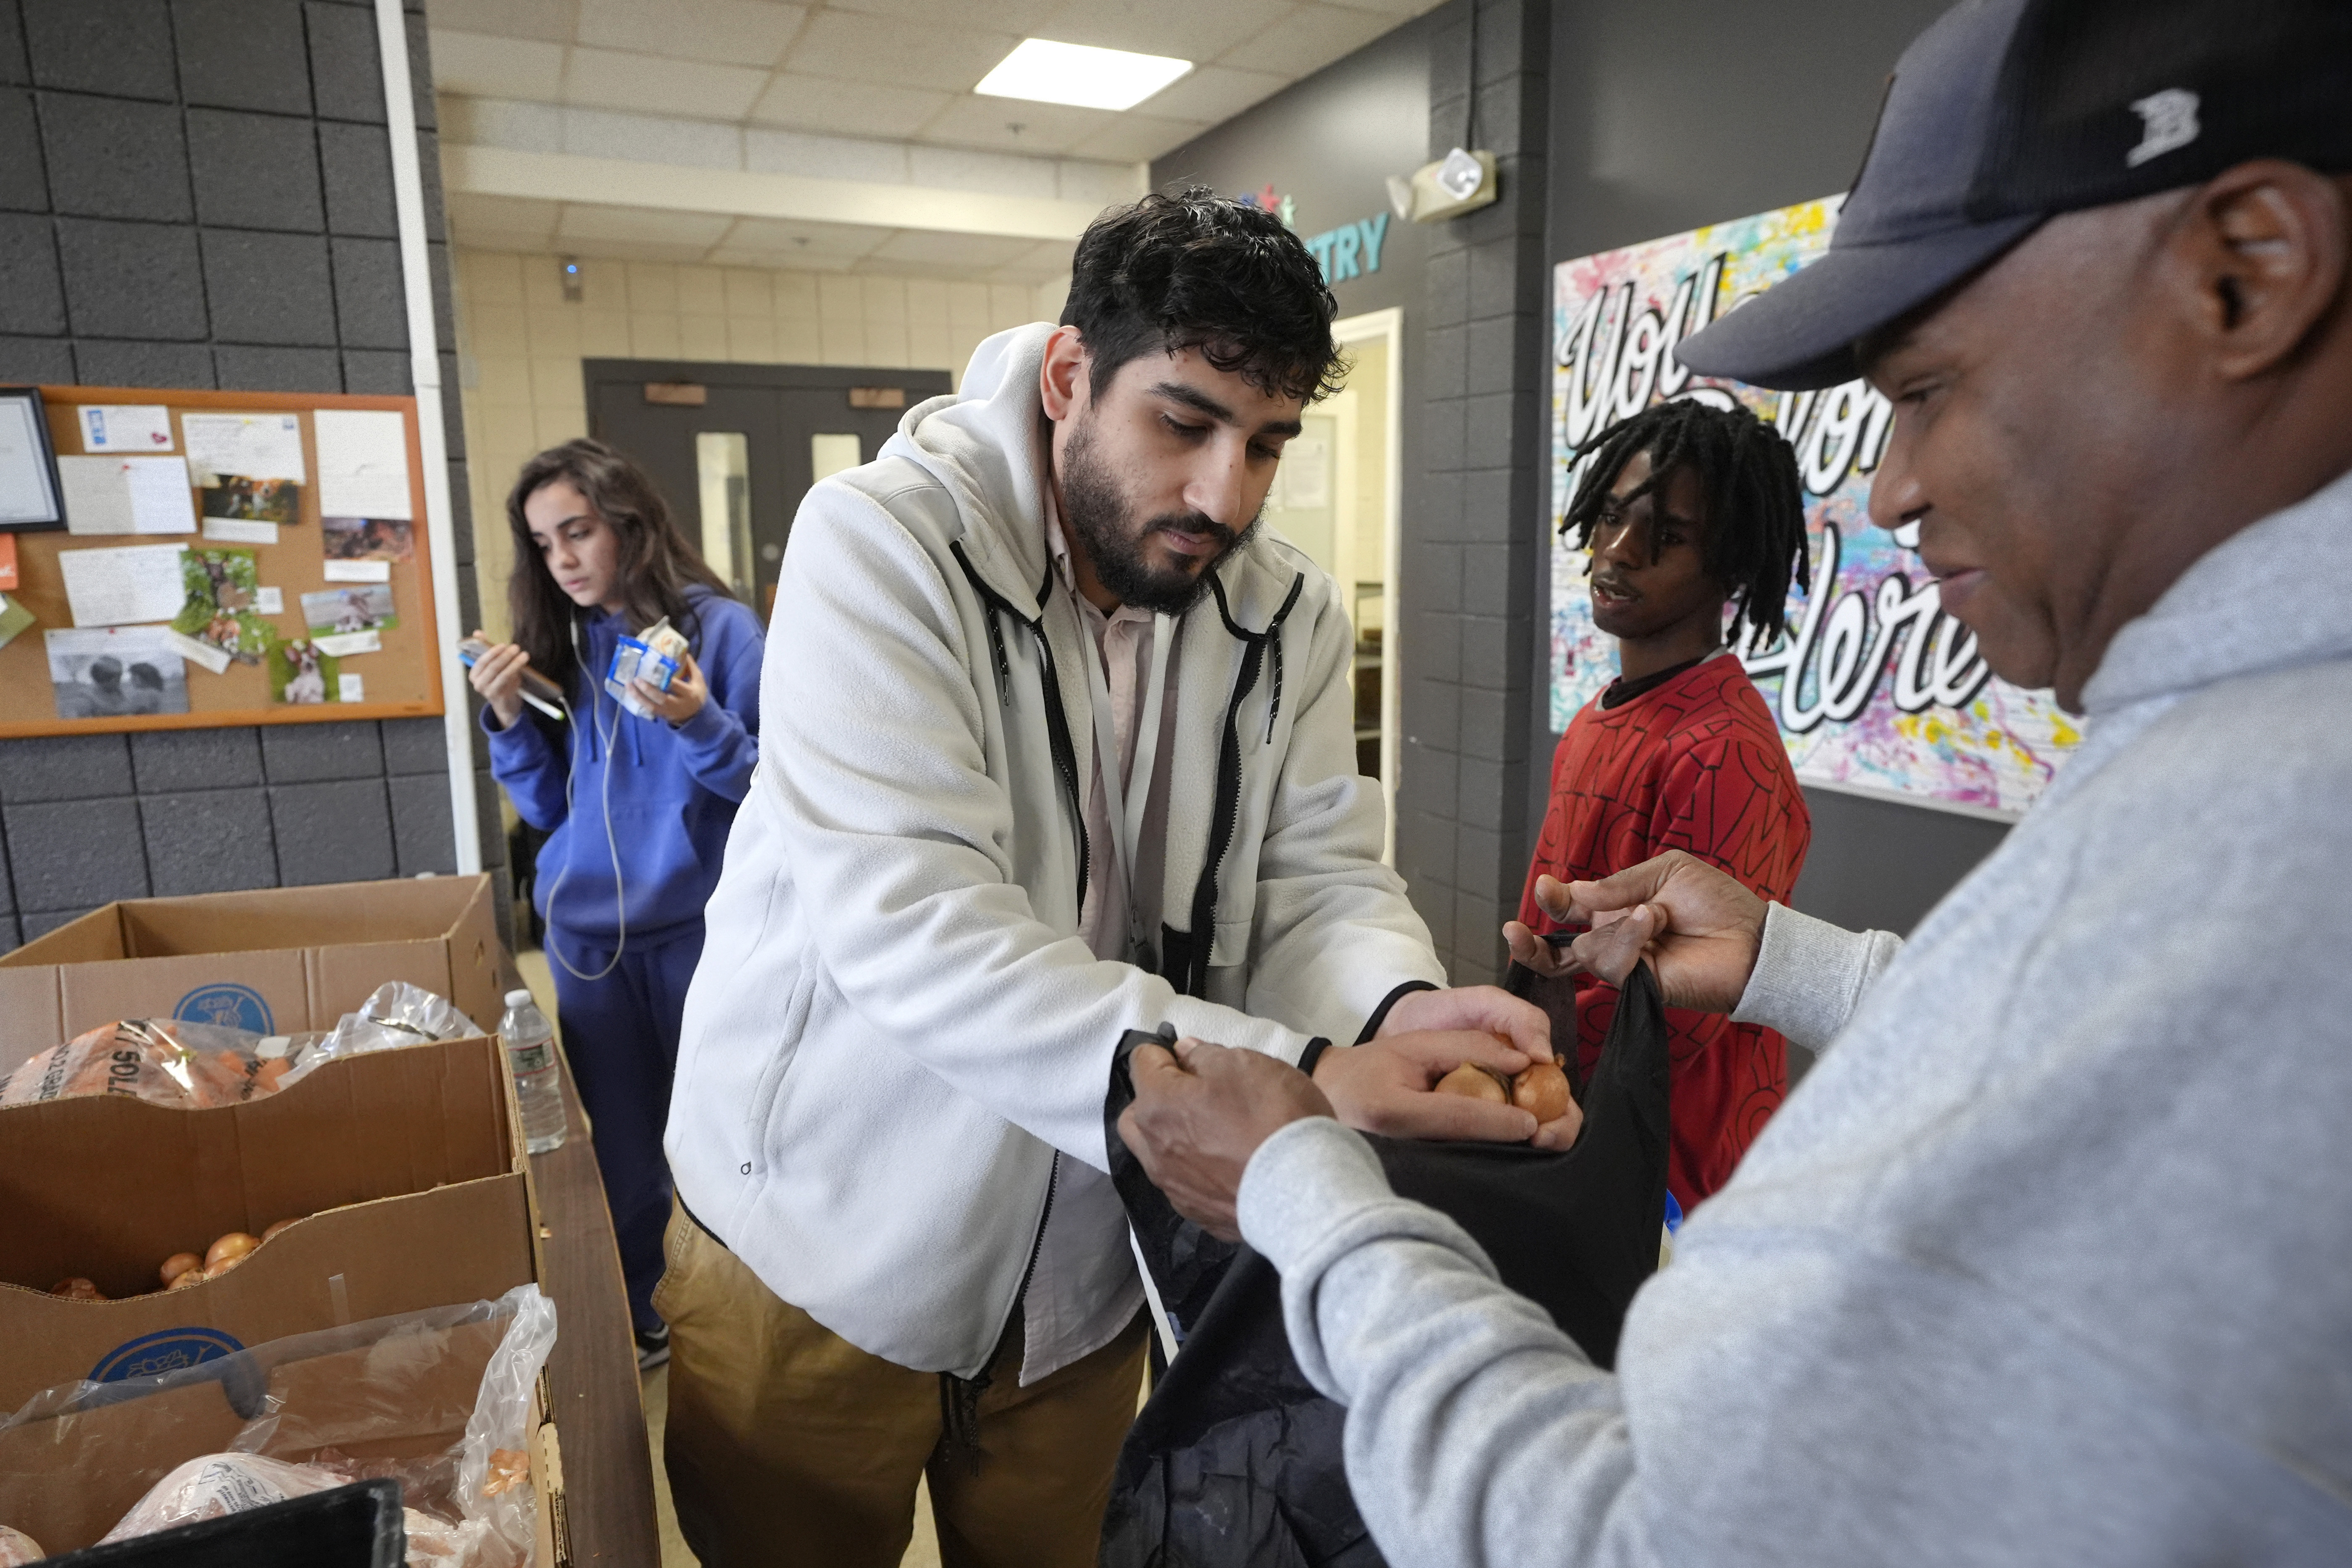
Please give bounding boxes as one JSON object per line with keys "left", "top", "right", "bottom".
{"left": 0, "top": 875, "right": 503, "bottom": 1072}
{"left": 0, "top": 1034, "right": 537, "bottom": 1416}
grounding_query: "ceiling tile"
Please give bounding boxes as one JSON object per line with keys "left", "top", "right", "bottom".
{"left": 557, "top": 203, "right": 736, "bottom": 245}
{"left": 555, "top": 236, "right": 721, "bottom": 263}
{"left": 1057, "top": 113, "right": 1206, "bottom": 165}
{"left": 712, "top": 245, "right": 857, "bottom": 271}
{"left": 1320, "top": 0, "right": 1449, "bottom": 15}
{"left": 1132, "top": 63, "right": 1287, "bottom": 124}
{"left": 440, "top": 94, "right": 564, "bottom": 152}
{"left": 915, "top": 95, "right": 1112, "bottom": 157}
{"left": 419, "top": 0, "right": 578, "bottom": 44}
{"left": 869, "top": 230, "right": 1037, "bottom": 268}
{"left": 562, "top": 46, "right": 770, "bottom": 119}
{"left": 745, "top": 126, "right": 910, "bottom": 184}
{"left": 429, "top": 30, "right": 567, "bottom": 100}
{"left": 906, "top": 145, "right": 1056, "bottom": 200}
{"left": 1055, "top": 158, "right": 1146, "bottom": 208}
{"left": 1037, "top": 0, "right": 1292, "bottom": 64}
{"left": 719, "top": 216, "right": 896, "bottom": 258}
{"left": 574, "top": 0, "right": 809, "bottom": 68}
{"left": 1222, "top": 3, "right": 1394, "bottom": 77}
{"left": 824, "top": 0, "right": 1062, "bottom": 29}
{"left": 565, "top": 107, "right": 743, "bottom": 168}
{"left": 781, "top": 11, "right": 1017, "bottom": 92}
{"left": 748, "top": 74, "right": 950, "bottom": 139}
{"left": 446, "top": 190, "right": 562, "bottom": 244}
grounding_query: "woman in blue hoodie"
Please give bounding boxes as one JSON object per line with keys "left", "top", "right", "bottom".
{"left": 467, "top": 437, "right": 762, "bottom": 1367}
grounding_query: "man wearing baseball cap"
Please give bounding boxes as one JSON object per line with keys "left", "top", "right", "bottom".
{"left": 1117, "top": 0, "right": 2352, "bottom": 1560}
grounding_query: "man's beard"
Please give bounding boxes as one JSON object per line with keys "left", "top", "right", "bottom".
{"left": 1059, "top": 416, "right": 1256, "bottom": 615}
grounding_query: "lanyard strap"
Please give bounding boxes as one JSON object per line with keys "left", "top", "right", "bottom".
{"left": 1080, "top": 608, "right": 1172, "bottom": 962}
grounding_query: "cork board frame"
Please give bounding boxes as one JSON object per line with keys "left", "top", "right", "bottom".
{"left": 0, "top": 385, "right": 444, "bottom": 738}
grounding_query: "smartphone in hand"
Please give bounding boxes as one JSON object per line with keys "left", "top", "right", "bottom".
{"left": 457, "top": 637, "right": 567, "bottom": 721}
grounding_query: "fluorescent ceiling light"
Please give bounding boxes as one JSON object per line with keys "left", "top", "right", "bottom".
{"left": 974, "top": 39, "right": 1192, "bottom": 112}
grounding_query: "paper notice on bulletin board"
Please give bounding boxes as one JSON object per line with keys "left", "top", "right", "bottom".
{"left": 314, "top": 409, "right": 412, "bottom": 519}
{"left": 77, "top": 405, "right": 175, "bottom": 453}
{"left": 58, "top": 543, "right": 186, "bottom": 626}
{"left": 59, "top": 456, "right": 195, "bottom": 535}
{"left": 183, "top": 413, "right": 306, "bottom": 484}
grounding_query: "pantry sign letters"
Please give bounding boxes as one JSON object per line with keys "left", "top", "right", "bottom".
{"left": 1549, "top": 196, "right": 2081, "bottom": 815}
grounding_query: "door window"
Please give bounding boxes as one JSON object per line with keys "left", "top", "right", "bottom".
{"left": 696, "top": 432, "right": 753, "bottom": 603}
{"left": 810, "top": 433, "right": 862, "bottom": 483}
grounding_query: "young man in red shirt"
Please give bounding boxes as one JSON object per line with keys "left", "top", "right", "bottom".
{"left": 1505, "top": 399, "right": 1812, "bottom": 1210}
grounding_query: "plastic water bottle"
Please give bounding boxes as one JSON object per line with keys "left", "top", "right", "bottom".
{"left": 500, "top": 989, "right": 568, "bottom": 1154}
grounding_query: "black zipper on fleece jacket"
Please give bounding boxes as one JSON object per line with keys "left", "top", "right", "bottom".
{"left": 1164, "top": 570, "right": 1305, "bottom": 999}
{"left": 950, "top": 541, "right": 1089, "bottom": 917}
{"left": 937, "top": 545, "right": 1300, "bottom": 1443}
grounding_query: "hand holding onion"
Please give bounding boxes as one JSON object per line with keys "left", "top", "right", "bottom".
{"left": 1436, "top": 1054, "right": 1580, "bottom": 1144}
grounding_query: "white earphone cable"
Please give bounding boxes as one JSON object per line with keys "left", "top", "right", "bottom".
{"left": 543, "top": 614, "right": 627, "bottom": 983}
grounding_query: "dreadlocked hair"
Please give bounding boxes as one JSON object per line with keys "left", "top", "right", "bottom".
{"left": 1560, "top": 398, "right": 1811, "bottom": 649}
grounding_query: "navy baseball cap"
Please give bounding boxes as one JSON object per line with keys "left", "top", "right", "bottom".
{"left": 1677, "top": 0, "right": 2352, "bottom": 390}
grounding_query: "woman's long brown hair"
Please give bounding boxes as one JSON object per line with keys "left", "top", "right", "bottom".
{"left": 504, "top": 438, "right": 731, "bottom": 693}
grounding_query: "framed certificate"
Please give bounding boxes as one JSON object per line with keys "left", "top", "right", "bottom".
{"left": 0, "top": 386, "right": 66, "bottom": 531}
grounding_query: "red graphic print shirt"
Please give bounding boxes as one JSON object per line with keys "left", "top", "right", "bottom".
{"left": 1519, "top": 652, "right": 1811, "bottom": 1210}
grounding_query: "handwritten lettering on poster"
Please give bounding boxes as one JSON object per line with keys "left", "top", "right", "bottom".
{"left": 1549, "top": 196, "right": 2079, "bottom": 815}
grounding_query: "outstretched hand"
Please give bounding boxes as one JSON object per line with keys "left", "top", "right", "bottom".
{"left": 1119, "top": 1038, "right": 1334, "bottom": 1242}
{"left": 1505, "top": 853, "right": 1767, "bottom": 1015}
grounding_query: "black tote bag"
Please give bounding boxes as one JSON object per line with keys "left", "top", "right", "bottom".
{"left": 1098, "top": 962, "right": 1672, "bottom": 1568}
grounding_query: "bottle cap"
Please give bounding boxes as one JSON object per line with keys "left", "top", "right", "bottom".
{"left": 505, "top": 988, "right": 535, "bottom": 1008}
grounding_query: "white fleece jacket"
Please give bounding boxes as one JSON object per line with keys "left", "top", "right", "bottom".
{"left": 667, "top": 324, "right": 1444, "bottom": 1376}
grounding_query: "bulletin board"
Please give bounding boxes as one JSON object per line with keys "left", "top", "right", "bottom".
{"left": 0, "top": 385, "right": 444, "bottom": 737}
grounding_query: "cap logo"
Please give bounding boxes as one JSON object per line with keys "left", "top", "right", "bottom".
{"left": 2125, "top": 88, "right": 2200, "bottom": 168}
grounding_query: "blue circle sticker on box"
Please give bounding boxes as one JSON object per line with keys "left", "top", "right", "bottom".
{"left": 90, "top": 1326, "right": 246, "bottom": 1384}
{"left": 174, "top": 983, "right": 273, "bottom": 1033}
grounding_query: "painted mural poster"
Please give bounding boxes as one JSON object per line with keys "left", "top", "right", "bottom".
{"left": 1549, "top": 196, "right": 2079, "bottom": 815}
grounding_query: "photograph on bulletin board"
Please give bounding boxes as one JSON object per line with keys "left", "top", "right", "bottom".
{"left": 174, "top": 546, "right": 273, "bottom": 667}
{"left": 324, "top": 515, "right": 414, "bottom": 562}
{"left": 0, "top": 387, "right": 440, "bottom": 738}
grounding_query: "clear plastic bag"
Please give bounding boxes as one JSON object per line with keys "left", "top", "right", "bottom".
{"left": 2, "top": 1285, "right": 556, "bottom": 1566}
{"left": 98, "top": 1452, "right": 350, "bottom": 1542}
{"left": 290, "top": 983, "right": 486, "bottom": 1080}
{"left": 0, "top": 1018, "right": 307, "bottom": 1110}
{"left": 0, "top": 985, "right": 485, "bottom": 1112}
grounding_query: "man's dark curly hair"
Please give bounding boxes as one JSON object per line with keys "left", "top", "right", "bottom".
{"left": 1061, "top": 187, "right": 1346, "bottom": 406}
{"left": 1561, "top": 398, "right": 1812, "bottom": 649}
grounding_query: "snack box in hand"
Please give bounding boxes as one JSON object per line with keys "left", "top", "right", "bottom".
{"left": 0, "top": 875, "right": 503, "bottom": 1072}
{"left": 0, "top": 1033, "right": 541, "bottom": 1417}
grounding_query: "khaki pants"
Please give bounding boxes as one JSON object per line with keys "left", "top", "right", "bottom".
{"left": 655, "top": 1202, "right": 1148, "bottom": 1568}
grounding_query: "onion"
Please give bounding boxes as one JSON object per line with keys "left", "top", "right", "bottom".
{"left": 159, "top": 1251, "right": 203, "bottom": 1288}
{"left": 205, "top": 1231, "right": 260, "bottom": 1270}
{"left": 1511, "top": 1061, "right": 1573, "bottom": 1125}
{"left": 1434, "top": 1062, "right": 1508, "bottom": 1103}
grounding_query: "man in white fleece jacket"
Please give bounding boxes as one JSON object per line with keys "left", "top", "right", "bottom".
{"left": 660, "top": 191, "right": 1564, "bottom": 1566}
{"left": 1122, "top": 0, "right": 2352, "bottom": 1562}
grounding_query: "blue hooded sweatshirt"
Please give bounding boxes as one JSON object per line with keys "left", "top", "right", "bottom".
{"left": 483, "top": 585, "right": 764, "bottom": 942}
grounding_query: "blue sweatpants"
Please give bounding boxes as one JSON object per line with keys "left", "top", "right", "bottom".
{"left": 544, "top": 921, "right": 703, "bottom": 1337}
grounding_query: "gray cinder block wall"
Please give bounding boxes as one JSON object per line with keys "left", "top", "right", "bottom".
{"left": 0, "top": 0, "right": 504, "bottom": 947}
{"left": 1394, "top": 0, "right": 1550, "bottom": 985}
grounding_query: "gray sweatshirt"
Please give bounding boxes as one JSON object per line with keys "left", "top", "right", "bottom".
{"left": 1238, "top": 469, "right": 2352, "bottom": 1565}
